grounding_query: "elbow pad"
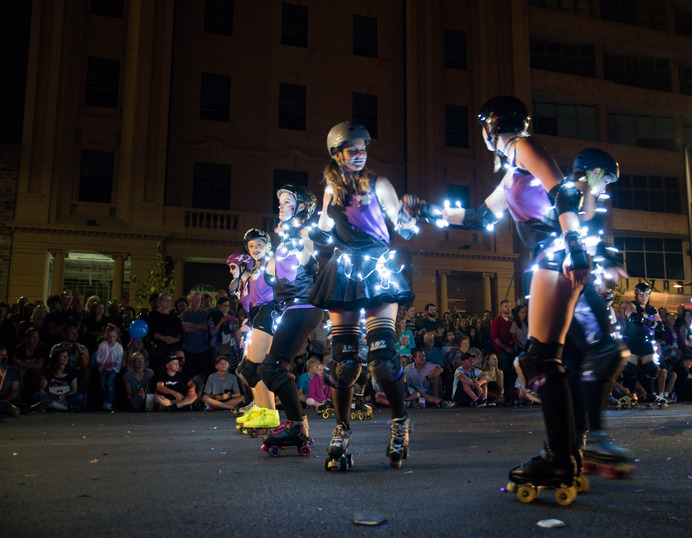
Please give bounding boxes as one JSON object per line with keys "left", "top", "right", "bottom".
{"left": 307, "top": 226, "right": 332, "bottom": 245}
{"left": 462, "top": 202, "right": 498, "bottom": 230}
{"left": 549, "top": 181, "right": 580, "bottom": 216}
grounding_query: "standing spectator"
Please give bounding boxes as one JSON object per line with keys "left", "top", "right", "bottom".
{"left": 45, "top": 291, "right": 83, "bottom": 348}
{"left": 0, "top": 302, "right": 19, "bottom": 358}
{"left": 181, "top": 292, "right": 211, "bottom": 376}
{"left": 94, "top": 325, "right": 124, "bottom": 411}
{"left": 119, "top": 306, "right": 136, "bottom": 342}
{"left": 479, "top": 311, "right": 494, "bottom": 355}
{"left": 396, "top": 316, "right": 415, "bottom": 358}
{"left": 416, "top": 303, "right": 445, "bottom": 347}
{"left": 148, "top": 293, "right": 182, "bottom": 375}
{"left": 174, "top": 297, "right": 189, "bottom": 318}
{"left": 510, "top": 305, "right": 528, "bottom": 354}
{"left": 81, "top": 302, "right": 108, "bottom": 354}
{"left": 491, "top": 300, "right": 514, "bottom": 395}
{"left": 403, "top": 304, "right": 417, "bottom": 335}
{"left": 208, "top": 297, "right": 240, "bottom": 365}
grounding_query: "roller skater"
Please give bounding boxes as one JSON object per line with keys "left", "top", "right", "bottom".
{"left": 444, "top": 97, "right": 591, "bottom": 501}
{"left": 506, "top": 446, "right": 578, "bottom": 506}
{"left": 582, "top": 431, "right": 635, "bottom": 479}
{"left": 309, "top": 122, "right": 421, "bottom": 471}
{"left": 261, "top": 419, "right": 313, "bottom": 457}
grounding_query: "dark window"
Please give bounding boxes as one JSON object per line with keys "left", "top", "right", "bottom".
{"left": 607, "top": 114, "right": 674, "bottom": 151}
{"left": 273, "top": 170, "right": 308, "bottom": 214}
{"left": 79, "top": 151, "right": 114, "bottom": 203}
{"left": 85, "top": 57, "right": 120, "bottom": 108}
{"left": 445, "top": 105, "right": 469, "bottom": 148}
{"left": 278, "top": 83, "right": 306, "bottom": 130}
{"left": 91, "top": 0, "right": 123, "bottom": 18}
{"left": 352, "top": 93, "right": 378, "bottom": 139}
{"left": 444, "top": 29, "right": 467, "bottom": 70}
{"left": 192, "top": 162, "right": 231, "bottom": 210}
{"left": 681, "top": 67, "right": 692, "bottom": 96}
{"left": 281, "top": 3, "right": 308, "bottom": 47}
{"left": 200, "top": 73, "right": 230, "bottom": 121}
{"left": 533, "top": 102, "right": 598, "bottom": 140}
{"left": 528, "top": 0, "right": 592, "bottom": 15}
{"left": 604, "top": 54, "right": 671, "bottom": 92}
{"left": 530, "top": 41, "right": 596, "bottom": 77}
{"left": 616, "top": 236, "right": 683, "bottom": 280}
{"left": 675, "top": 9, "right": 692, "bottom": 36}
{"left": 611, "top": 174, "right": 681, "bottom": 213}
{"left": 204, "top": 0, "right": 234, "bottom": 36}
{"left": 353, "top": 15, "right": 377, "bottom": 57}
{"left": 600, "top": 0, "right": 668, "bottom": 30}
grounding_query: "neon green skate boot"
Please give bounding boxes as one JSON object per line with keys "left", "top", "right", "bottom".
{"left": 236, "top": 405, "right": 261, "bottom": 430}
{"left": 241, "top": 408, "right": 280, "bottom": 438}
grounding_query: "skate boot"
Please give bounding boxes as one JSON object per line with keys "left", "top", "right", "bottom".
{"left": 642, "top": 393, "right": 667, "bottom": 409}
{"left": 573, "top": 432, "right": 589, "bottom": 493}
{"left": 316, "top": 399, "right": 335, "bottom": 419}
{"left": 325, "top": 422, "right": 353, "bottom": 471}
{"left": 235, "top": 405, "right": 261, "bottom": 430}
{"left": 351, "top": 396, "right": 373, "bottom": 420}
{"left": 387, "top": 414, "right": 411, "bottom": 469}
{"left": 583, "top": 430, "right": 636, "bottom": 478}
{"left": 618, "top": 393, "right": 637, "bottom": 409}
{"left": 261, "top": 418, "right": 313, "bottom": 457}
{"left": 506, "top": 446, "right": 577, "bottom": 505}
{"left": 242, "top": 408, "right": 280, "bottom": 438}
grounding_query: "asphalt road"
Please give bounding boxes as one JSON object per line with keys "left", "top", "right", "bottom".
{"left": 2, "top": 404, "right": 691, "bottom": 537}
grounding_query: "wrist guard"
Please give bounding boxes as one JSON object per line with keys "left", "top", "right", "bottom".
{"left": 564, "top": 231, "right": 589, "bottom": 271}
{"left": 462, "top": 202, "right": 498, "bottom": 230}
{"left": 283, "top": 225, "right": 305, "bottom": 252}
{"left": 307, "top": 225, "right": 332, "bottom": 245}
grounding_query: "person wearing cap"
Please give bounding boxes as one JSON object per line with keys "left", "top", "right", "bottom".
{"left": 202, "top": 356, "right": 243, "bottom": 411}
{"left": 452, "top": 353, "right": 489, "bottom": 408}
{"left": 153, "top": 353, "right": 198, "bottom": 411}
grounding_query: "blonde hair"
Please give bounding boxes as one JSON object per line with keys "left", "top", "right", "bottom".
{"left": 323, "top": 160, "right": 373, "bottom": 207}
{"left": 306, "top": 357, "right": 321, "bottom": 372}
{"left": 128, "top": 352, "right": 147, "bottom": 374}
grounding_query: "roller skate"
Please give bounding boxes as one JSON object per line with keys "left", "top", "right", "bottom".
{"left": 325, "top": 422, "right": 353, "bottom": 471}
{"left": 241, "top": 408, "right": 280, "bottom": 438}
{"left": 387, "top": 414, "right": 410, "bottom": 469}
{"left": 583, "top": 431, "right": 635, "bottom": 479}
{"left": 316, "top": 400, "right": 336, "bottom": 419}
{"left": 506, "top": 446, "right": 578, "bottom": 506}
{"left": 643, "top": 393, "right": 667, "bottom": 409}
{"left": 350, "top": 397, "right": 373, "bottom": 420}
{"left": 261, "top": 419, "right": 313, "bottom": 457}
{"left": 573, "top": 432, "right": 590, "bottom": 493}
{"left": 236, "top": 405, "right": 261, "bottom": 431}
{"left": 617, "top": 393, "right": 637, "bottom": 409}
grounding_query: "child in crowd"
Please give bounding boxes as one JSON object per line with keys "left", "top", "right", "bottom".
{"left": 296, "top": 357, "right": 321, "bottom": 406}
{"left": 153, "top": 354, "right": 198, "bottom": 411}
{"left": 306, "top": 363, "right": 331, "bottom": 410}
{"left": 94, "top": 325, "right": 123, "bottom": 412}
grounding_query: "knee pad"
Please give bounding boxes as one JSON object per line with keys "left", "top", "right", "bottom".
{"left": 642, "top": 361, "right": 658, "bottom": 380}
{"left": 581, "top": 337, "right": 626, "bottom": 383}
{"left": 237, "top": 359, "right": 261, "bottom": 388}
{"left": 366, "top": 326, "right": 402, "bottom": 384}
{"left": 258, "top": 354, "right": 293, "bottom": 393}
{"left": 324, "top": 326, "right": 361, "bottom": 389}
{"left": 514, "top": 338, "right": 565, "bottom": 393}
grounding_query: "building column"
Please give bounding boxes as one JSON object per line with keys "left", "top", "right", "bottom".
{"left": 438, "top": 270, "right": 449, "bottom": 314}
{"left": 173, "top": 258, "right": 185, "bottom": 299}
{"left": 482, "top": 272, "right": 494, "bottom": 313}
{"left": 50, "top": 251, "right": 66, "bottom": 295}
{"left": 111, "top": 254, "right": 125, "bottom": 302}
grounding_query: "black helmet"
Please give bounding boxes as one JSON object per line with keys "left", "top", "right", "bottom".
{"left": 634, "top": 282, "right": 651, "bottom": 295}
{"left": 277, "top": 184, "right": 317, "bottom": 219}
{"left": 243, "top": 228, "right": 271, "bottom": 253}
{"left": 572, "top": 148, "right": 619, "bottom": 184}
{"left": 478, "top": 96, "right": 530, "bottom": 140}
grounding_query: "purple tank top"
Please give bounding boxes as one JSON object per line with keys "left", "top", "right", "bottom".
{"left": 246, "top": 258, "right": 274, "bottom": 309}
{"left": 343, "top": 190, "right": 390, "bottom": 243}
{"left": 504, "top": 168, "right": 553, "bottom": 223}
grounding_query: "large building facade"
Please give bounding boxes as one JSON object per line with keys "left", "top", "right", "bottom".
{"left": 4, "top": 0, "right": 692, "bottom": 313}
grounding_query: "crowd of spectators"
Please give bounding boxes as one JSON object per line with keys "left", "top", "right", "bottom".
{"left": 2, "top": 293, "right": 692, "bottom": 417}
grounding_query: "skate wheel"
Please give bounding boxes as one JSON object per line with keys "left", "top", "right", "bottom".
{"left": 299, "top": 445, "right": 311, "bottom": 457}
{"left": 350, "top": 412, "right": 357, "bottom": 420}
{"left": 321, "top": 411, "right": 330, "bottom": 419}
{"left": 339, "top": 455, "right": 349, "bottom": 471}
{"left": 517, "top": 484, "right": 537, "bottom": 503}
{"left": 505, "top": 482, "right": 517, "bottom": 493}
{"left": 582, "top": 461, "right": 597, "bottom": 474}
{"left": 269, "top": 445, "right": 281, "bottom": 457}
{"left": 249, "top": 429, "right": 259, "bottom": 438}
{"left": 574, "top": 475, "right": 589, "bottom": 493}
{"left": 260, "top": 444, "right": 268, "bottom": 453}
{"left": 555, "top": 485, "right": 576, "bottom": 506}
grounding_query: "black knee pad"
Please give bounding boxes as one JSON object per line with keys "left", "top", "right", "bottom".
{"left": 324, "top": 332, "right": 361, "bottom": 389}
{"left": 642, "top": 361, "right": 658, "bottom": 380}
{"left": 237, "top": 359, "right": 261, "bottom": 388}
{"left": 514, "top": 338, "right": 565, "bottom": 392}
{"left": 581, "top": 337, "right": 626, "bottom": 383}
{"left": 366, "top": 327, "right": 402, "bottom": 384}
{"left": 258, "top": 354, "right": 293, "bottom": 393}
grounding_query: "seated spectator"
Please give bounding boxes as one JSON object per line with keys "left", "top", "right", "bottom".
{"left": 373, "top": 374, "right": 420, "bottom": 408}
{"left": 308, "top": 311, "right": 330, "bottom": 360}
{"left": 45, "top": 290, "right": 83, "bottom": 348}
{"left": 201, "top": 356, "right": 244, "bottom": 411}
{"left": 296, "top": 357, "right": 320, "bottom": 405}
{"left": 452, "top": 353, "right": 490, "bottom": 407}
{"left": 124, "top": 338, "right": 150, "bottom": 374}
{"left": 481, "top": 353, "right": 505, "bottom": 405}
{"left": 49, "top": 324, "right": 91, "bottom": 396}
{"left": 12, "top": 327, "right": 49, "bottom": 401}
{"left": 0, "top": 302, "right": 18, "bottom": 358}
{"left": 123, "top": 353, "right": 154, "bottom": 411}
{"left": 396, "top": 316, "right": 415, "bottom": 357}
{"left": 81, "top": 302, "right": 108, "bottom": 355}
{"left": 153, "top": 354, "right": 198, "bottom": 411}
{"left": 421, "top": 332, "right": 445, "bottom": 368}
{"left": 21, "top": 304, "right": 50, "bottom": 345}
{"left": 94, "top": 325, "right": 124, "bottom": 412}
{"left": 441, "top": 330, "right": 459, "bottom": 363}
{"left": 148, "top": 293, "right": 182, "bottom": 375}
{"left": 306, "top": 363, "right": 331, "bottom": 410}
{"left": 0, "top": 346, "right": 49, "bottom": 415}
{"left": 403, "top": 349, "right": 455, "bottom": 408}
{"left": 36, "top": 345, "right": 85, "bottom": 411}
{"left": 673, "top": 355, "right": 692, "bottom": 402}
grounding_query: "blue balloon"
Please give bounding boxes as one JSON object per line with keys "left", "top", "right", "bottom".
{"left": 129, "top": 319, "right": 149, "bottom": 340}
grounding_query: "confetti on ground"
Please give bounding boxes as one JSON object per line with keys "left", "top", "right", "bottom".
{"left": 90, "top": 459, "right": 99, "bottom": 463}
{"left": 77, "top": 493, "right": 90, "bottom": 498}
{"left": 537, "top": 519, "right": 565, "bottom": 528}
{"left": 272, "top": 521, "right": 283, "bottom": 525}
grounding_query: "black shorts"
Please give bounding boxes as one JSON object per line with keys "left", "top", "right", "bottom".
{"left": 249, "top": 303, "right": 277, "bottom": 336}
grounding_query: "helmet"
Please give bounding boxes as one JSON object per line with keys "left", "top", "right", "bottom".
{"left": 243, "top": 228, "right": 271, "bottom": 253}
{"left": 327, "top": 122, "right": 371, "bottom": 156}
{"left": 226, "top": 252, "right": 255, "bottom": 272}
{"left": 477, "top": 96, "right": 530, "bottom": 139}
{"left": 572, "top": 148, "right": 619, "bottom": 184}
{"left": 634, "top": 282, "right": 651, "bottom": 295}
{"left": 277, "top": 184, "right": 317, "bottom": 219}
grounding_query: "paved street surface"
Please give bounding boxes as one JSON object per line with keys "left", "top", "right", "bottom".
{"left": 2, "top": 404, "right": 691, "bottom": 537}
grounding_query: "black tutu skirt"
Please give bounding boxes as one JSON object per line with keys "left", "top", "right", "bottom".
{"left": 309, "top": 247, "right": 414, "bottom": 311}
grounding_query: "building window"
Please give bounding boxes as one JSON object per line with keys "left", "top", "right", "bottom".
{"left": 681, "top": 67, "right": 692, "bottom": 96}
{"left": 604, "top": 53, "right": 672, "bottom": 92}
{"left": 200, "top": 73, "right": 230, "bottom": 122}
{"left": 281, "top": 3, "right": 308, "bottom": 47}
{"left": 611, "top": 174, "right": 681, "bottom": 213}
{"left": 192, "top": 163, "right": 230, "bottom": 211}
{"left": 528, "top": 0, "right": 591, "bottom": 15}
{"left": 445, "top": 105, "right": 469, "bottom": 148}
{"left": 530, "top": 41, "right": 595, "bottom": 77}
{"left": 675, "top": 8, "right": 692, "bottom": 36}
{"left": 607, "top": 114, "right": 674, "bottom": 151}
{"left": 352, "top": 93, "right": 378, "bottom": 139}
{"left": 204, "top": 0, "right": 233, "bottom": 36}
{"left": 353, "top": 15, "right": 377, "bottom": 57}
{"left": 278, "top": 83, "right": 306, "bottom": 130}
{"left": 91, "top": 0, "right": 123, "bottom": 18}
{"left": 613, "top": 237, "right": 684, "bottom": 280}
{"left": 85, "top": 57, "right": 120, "bottom": 108}
{"left": 273, "top": 170, "right": 308, "bottom": 214}
{"left": 443, "top": 29, "right": 467, "bottom": 70}
{"left": 533, "top": 103, "right": 598, "bottom": 140}
{"left": 600, "top": 0, "right": 669, "bottom": 31}
{"left": 79, "top": 151, "right": 114, "bottom": 203}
